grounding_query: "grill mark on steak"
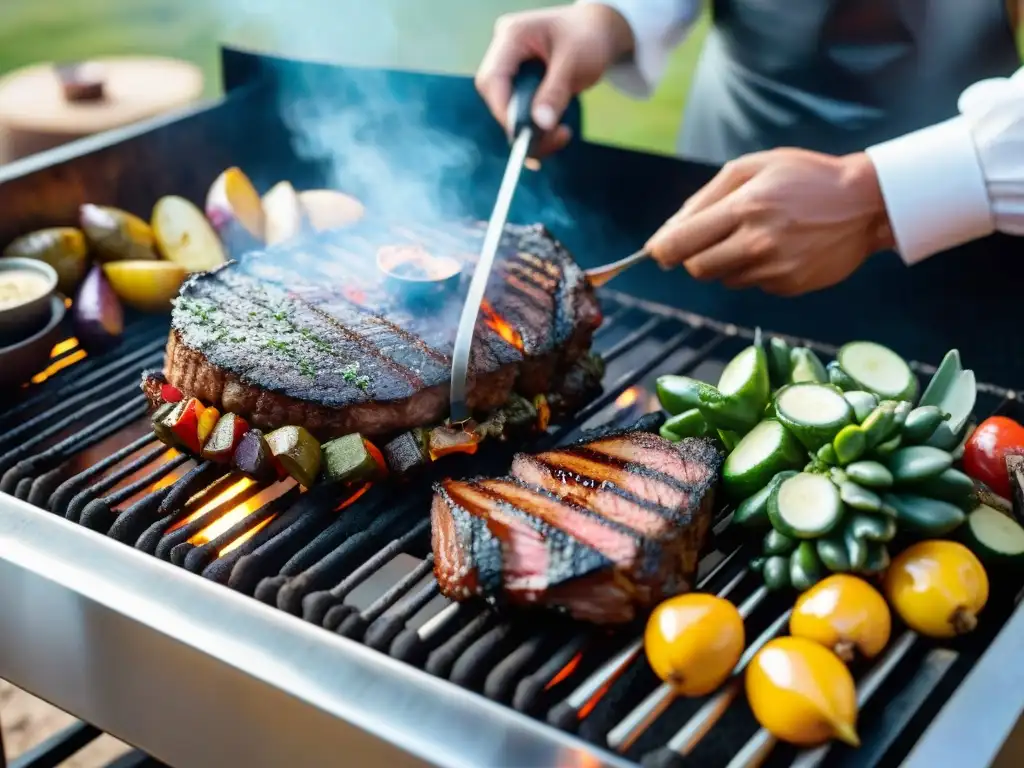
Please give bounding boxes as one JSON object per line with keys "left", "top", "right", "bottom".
{"left": 431, "top": 432, "right": 724, "bottom": 624}
{"left": 510, "top": 453, "right": 677, "bottom": 537}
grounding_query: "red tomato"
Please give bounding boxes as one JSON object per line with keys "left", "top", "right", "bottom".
{"left": 962, "top": 416, "right": 1024, "bottom": 499}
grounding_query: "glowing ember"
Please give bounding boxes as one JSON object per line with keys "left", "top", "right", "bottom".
{"left": 219, "top": 514, "right": 276, "bottom": 557}
{"left": 545, "top": 652, "right": 582, "bottom": 690}
{"left": 335, "top": 482, "right": 372, "bottom": 512}
{"left": 578, "top": 677, "right": 616, "bottom": 720}
{"left": 615, "top": 387, "right": 640, "bottom": 409}
{"left": 480, "top": 300, "right": 524, "bottom": 350}
{"left": 189, "top": 479, "right": 297, "bottom": 545}
{"left": 167, "top": 477, "right": 255, "bottom": 533}
{"left": 30, "top": 349, "right": 87, "bottom": 384}
{"left": 50, "top": 337, "right": 79, "bottom": 356}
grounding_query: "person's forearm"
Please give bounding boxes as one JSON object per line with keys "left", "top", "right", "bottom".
{"left": 865, "top": 66, "right": 1024, "bottom": 265}
{"left": 576, "top": 0, "right": 704, "bottom": 97}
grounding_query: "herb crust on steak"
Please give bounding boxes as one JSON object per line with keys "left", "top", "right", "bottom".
{"left": 164, "top": 221, "right": 601, "bottom": 439}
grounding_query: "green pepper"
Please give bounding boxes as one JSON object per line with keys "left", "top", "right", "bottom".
{"left": 323, "top": 433, "right": 384, "bottom": 484}
{"left": 765, "top": 337, "right": 793, "bottom": 390}
{"left": 790, "top": 347, "right": 828, "bottom": 384}
{"left": 659, "top": 408, "right": 709, "bottom": 442}
{"left": 656, "top": 375, "right": 705, "bottom": 416}
{"left": 790, "top": 541, "right": 824, "bottom": 591}
{"left": 763, "top": 556, "right": 791, "bottom": 591}
{"left": 697, "top": 345, "right": 770, "bottom": 434}
{"left": 266, "top": 425, "right": 322, "bottom": 488}
{"left": 826, "top": 360, "right": 858, "bottom": 390}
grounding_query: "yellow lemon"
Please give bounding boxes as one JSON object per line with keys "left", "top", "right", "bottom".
{"left": 102, "top": 260, "right": 187, "bottom": 313}
{"left": 791, "top": 574, "right": 892, "bottom": 662}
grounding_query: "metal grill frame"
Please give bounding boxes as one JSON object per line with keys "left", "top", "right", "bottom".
{"left": 0, "top": 288, "right": 1022, "bottom": 768}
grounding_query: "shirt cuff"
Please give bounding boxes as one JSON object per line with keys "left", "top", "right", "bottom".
{"left": 866, "top": 117, "right": 995, "bottom": 266}
{"left": 576, "top": 0, "right": 671, "bottom": 98}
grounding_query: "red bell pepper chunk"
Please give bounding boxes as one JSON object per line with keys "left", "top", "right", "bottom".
{"left": 164, "top": 397, "right": 205, "bottom": 455}
{"left": 160, "top": 383, "right": 184, "bottom": 404}
{"left": 201, "top": 413, "right": 250, "bottom": 463}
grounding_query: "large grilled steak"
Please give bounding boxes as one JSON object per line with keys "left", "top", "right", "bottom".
{"left": 164, "top": 221, "right": 601, "bottom": 439}
{"left": 431, "top": 430, "right": 722, "bottom": 624}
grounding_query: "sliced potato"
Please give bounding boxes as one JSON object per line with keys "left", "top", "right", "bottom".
{"left": 206, "top": 167, "right": 265, "bottom": 243}
{"left": 80, "top": 204, "right": 158, "bottom": 262}
{"left": 152, "top": 195, "right": 227, "bottom": 273}
{"left": 102, "top": 260, "right": 188, "bottom": 313}
{"left": 3, "top": 227, "right": 89, "bottom": 294}
{"left": 299, "top": 189, "right": 365, "bottom": 232}
{"left": 262, "top": 181, "right": 305, "bottom": 246}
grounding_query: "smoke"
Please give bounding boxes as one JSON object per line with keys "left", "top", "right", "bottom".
{"left": 211, "top": 0, "right": 573, "bottom": 231}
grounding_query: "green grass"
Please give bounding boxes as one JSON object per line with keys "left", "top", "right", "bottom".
{"left": 0, "top": 0, "right": 702, "bottom": 155}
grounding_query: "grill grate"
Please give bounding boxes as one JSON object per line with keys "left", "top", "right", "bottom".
{"left": 2, "top": 290, "right": 1021, "bottom": 768}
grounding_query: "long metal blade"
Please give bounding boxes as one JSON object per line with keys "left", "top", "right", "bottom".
{"left": 449, "top": 128, "right": 533, "bottom": 422}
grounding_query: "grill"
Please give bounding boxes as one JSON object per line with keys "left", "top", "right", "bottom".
{"left": 0, "top": 47, "right": 1023, "bottom": 768}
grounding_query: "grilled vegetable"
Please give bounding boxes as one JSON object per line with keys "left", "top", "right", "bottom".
{"left": 790, "top": 540, "right": 825, "bottom": 591}
{"left": 963, "top": 416, "right": 1024, "bottom": 500}
{"left": 843, "top": 390, "right": 879, "bottom": 424}
{"left": 790, "top": 575, "right": 892, "bottom": 662}
{"left": 774, "top": 383, "right": 853, "bottom": 450}
{"left": 201, "top": 412, "right": 249, "bottom": 463}
{"left": 732, "top": 470, "right": 798, "bottom": 531}
{"left": 920, "top": 349, "right": 977, "bottom": 450}
{"left": 768, "top": 472, "right": 844, "bottom": 539}
{"left": 322, "top": 433, "right": 385, "bottom": 484}
{"left": 205, "top": 167, "right": 266, "bottom": 253}
{"left": 790, "top": 347, "right": 827, "bottom": 384}
{"left": 884, "top": 540, "right": 988, "bottom": 638}
{"left": 746, "top": 636, "right": 859, "bottom": 747}
{"left": 152, "top": 195, "right": 227, "bottom": 273}
{"left": 160, "top": 397, "right": 205, "bottom": 454}
{"left": 722, "top": 418, "right": 803, "bottom": 499}
{"left": 151, "top": 402, "right": 177, "bottom": 446}
{"left": 266, "top": 425, "right": 322, "bottom": 488}
{"left": 697, "top": 345, "right": 770, "bottom": 434}
{"left": 299, "top": 189, "right": 365, "bottom": 232}
{"left": 232, "top": 429, "right": 277, "bottom": 482}
{"left": 883, "top": 492, "right": 965, "bottom": 536}
{"left": 961, "top": 503, "right": 1024, "bottom": 570}
{"left": 3, "top": 227, "right": 89, "bottom": 294}
{"left": 660, "top": 408, "right": 710, "bottom": 442}
{"left": 644, "top": 594, "right": 745, "bottom": 696}
{"left": 835, "top": 341, "right": 917, "bottom": 402}
{"left": 657, "top": 375, "right": 709, "bottom": 416}
{"left": 262, "top": 181, "right": 305, "bottom": 246}
{"left": 196, "top": 406, "right": 221, "bottom": 450}
{"left": 382, "top": 429, "right": 430, "bottom": 474}
{"left": 160, "top": 382, "right": 184, "bottom": 404}
{"left": 102, "top": 260, "right": 188, "bottom": 313}
{"left": 79, "top": 204, "right": 158, "bottom": 262}
{"left": 73, "top": 265, "right": 123, "bottom": 353}
{"left": 429, "top": 425, "right": 482, "bottom": 459}
{"left": 765, "top": 336, "right": 793, "bottom": 389}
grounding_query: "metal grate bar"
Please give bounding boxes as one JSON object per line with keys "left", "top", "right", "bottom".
{"left": 8, "top": 721, "right": 102, "bottom": 768}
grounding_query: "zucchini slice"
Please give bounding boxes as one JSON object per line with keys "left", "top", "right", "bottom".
{"left": 962, "top": 504, "right": 1024, "bottom": 569}
{"left": 768, "top": 472, "right": 844, "bottom": 538}
{"left": 722, "top": 419, "right": 804, "bottom": 499}
{"left": 837, "top": 341, "right": 918, "bottom": 402}
{"left": 775, "top": 383, "right": 853, "bottom": 450}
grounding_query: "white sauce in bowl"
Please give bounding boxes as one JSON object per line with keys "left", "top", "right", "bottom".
{"left": 0, "top": 269, "right": 51, "bottom": 310}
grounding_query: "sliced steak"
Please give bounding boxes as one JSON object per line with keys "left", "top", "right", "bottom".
{"left": 432, "top": 430, "right": 722, "bottom": 624}
{"left": 163, "top": 221, "right": 601, "bottom": 439}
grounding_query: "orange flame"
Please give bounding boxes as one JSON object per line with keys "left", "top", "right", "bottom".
{"left": 615, "top": 387, "right": 639, "bottom": 409}
{"left": 481, "top": 300, "right": 524, "bottom": 350}
{"left": 51, "top": 337, "right": 80, "bottom": 356}
{"left": 545, "top": 652, "right": 582, "bottom": 690}
{"left": 335, "top": 482, "right": 372, "bottom": 512}
{"left": 188, "top": 480, "right": 295, "bottom": 545}
{"left": 31, "top": 348, "right": 87, "bottom": 384}
{"left": 168, "top": 477, "right": 255, "bottom": 533}
{"left": 219, "top": 514, "right": 276, "bottom": 557}
{"left": 578, "top": 677, "right": 617, "bottom": 720}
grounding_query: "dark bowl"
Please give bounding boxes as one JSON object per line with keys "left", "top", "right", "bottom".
{"left": 0, "top": 293, "right": 67, "bottom": 391}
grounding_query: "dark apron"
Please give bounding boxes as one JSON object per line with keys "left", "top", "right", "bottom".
{"left": 681, "top": 0, "right": 1021, "bottom": 163}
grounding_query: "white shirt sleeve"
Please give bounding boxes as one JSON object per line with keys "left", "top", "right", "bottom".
{"left": 576, "top": 0, "right": 704, "bottom": 97}
{"left": 866, "top": 67, "right": 1024, "bottom": 266}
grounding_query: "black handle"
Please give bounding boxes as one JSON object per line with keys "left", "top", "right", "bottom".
{"left": 508, "top": 59, "right": 546, "bottom": 138}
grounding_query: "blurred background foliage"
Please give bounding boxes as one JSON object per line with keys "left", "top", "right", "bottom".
{"left": 0, "top": 0, "right": 710, "bottom": 155}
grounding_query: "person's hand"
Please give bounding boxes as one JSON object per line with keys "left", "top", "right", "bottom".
{"left": 476, "top": 4, "right": 635, "bottom": 156}
{"left": 646, "top": 149, "right": 895, "bottom": 296}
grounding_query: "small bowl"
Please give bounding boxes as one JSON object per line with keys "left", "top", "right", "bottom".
{"left": 0, "top": 294, "right": 66, "bottom": 391}
{"left": 0, "top": 257, "right": 59, "bottom": 342}
{"left": 377, "top": 244, "right": 462, "bottom": 302}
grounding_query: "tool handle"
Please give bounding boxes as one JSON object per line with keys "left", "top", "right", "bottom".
{"left": 508, "top": 60, "right": 545, "bottom": 138}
